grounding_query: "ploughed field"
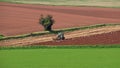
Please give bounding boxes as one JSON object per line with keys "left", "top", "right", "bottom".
{"left": 0, "top": 2, "right": 120, "bottom": 36}
{"left": 38, "top": 31, "right": 120, "bottom": 45}
{"left": 0, "top": 25, "right": 120, "bottom": 46}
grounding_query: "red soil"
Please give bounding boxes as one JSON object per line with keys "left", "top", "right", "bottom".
{"left": 36, "top": 31, "right": 120, "bottom": 45}
{"left": 0, "top": 2, "right": 120, "bottom": 36}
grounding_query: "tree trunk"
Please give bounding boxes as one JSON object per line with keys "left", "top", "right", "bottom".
{"left": 44, "top": 25, "right": 52, "bottom": 31}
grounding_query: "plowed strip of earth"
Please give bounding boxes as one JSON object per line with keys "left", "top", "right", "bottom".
{"left": 38, "top": 30, "right": 120, "bottom": 45}
{"left": 0, "top": 2, "right": 120, "bottom": 36}
{"left": 0, "top": 25, "right": 120, "bottom": 46}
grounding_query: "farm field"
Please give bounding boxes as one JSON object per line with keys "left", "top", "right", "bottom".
{"left": 0, "top": 25, "right": 120, "bottom": 46}
{"left": 0, "top": 1, "right": 120, "bottom": 68}
{"left": 0, "top": 2, "right": 120, "bottom": 36}
{"left": 37, "top": 30, "right": 120, "bottom": 45}
{"left": 0, "top": 48, "right": 120, "bottom": 68}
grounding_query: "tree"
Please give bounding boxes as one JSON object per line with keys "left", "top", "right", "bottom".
{"left": 39, "top": 14, "right": 55, "bottom": 31}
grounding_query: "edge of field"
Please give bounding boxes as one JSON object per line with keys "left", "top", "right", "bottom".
{"left": 0, "top": 44, "right": 120, "bottom": 50}
{"left": 0, "top": 0, "right": 120, "bottom": 8}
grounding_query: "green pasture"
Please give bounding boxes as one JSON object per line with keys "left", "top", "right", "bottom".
{"left": 0, "top": 0, "right": 120, "bottom": 8}
{"left": 0, "top": 48, "right": 120, "bottom": 68}
{"left": 0, "top": 36, "right": 3, "bottom": 39}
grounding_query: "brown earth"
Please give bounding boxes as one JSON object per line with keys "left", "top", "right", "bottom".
{"left": 34, "top": 26, "right": 120, "bottom": 45}
{"left": 0, "top": 26, "right": 120, "bottom": 46}
{"left": 38, "top": 31, "right": 120, "bottom": 45}
{"left": 0, "top": 2, "right": 120, "bottom": 36}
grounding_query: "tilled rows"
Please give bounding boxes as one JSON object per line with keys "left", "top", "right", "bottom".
{"left": 36, "top": 31, "right": 120, "bottom": 45}
{"left": 0, "top": 26, "right": 120, "bottom": 46}
{"left": 0, "top": 2, "right": 120, "bottom": 36}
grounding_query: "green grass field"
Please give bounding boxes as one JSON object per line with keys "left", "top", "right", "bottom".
{"left": 0, "top": 0, "right": 120, "bottom": 8}
{"left": 0, "top": 48, "right": 120, "bottom": 68}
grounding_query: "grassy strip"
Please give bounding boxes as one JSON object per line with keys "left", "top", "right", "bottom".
{"left": 0, "top": 44, "right": 120, "bottom": 50}
{"left": 0, "top": 31, "right": 50, "bottom": 40}
{"left": 0, "top": 34, "right": 4, "bottom": 39}
{"left": 0, "top": 23, "right": 120, "bottom": 41}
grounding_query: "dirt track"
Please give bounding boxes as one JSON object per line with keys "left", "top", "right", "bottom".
{"left": 0, "top": 26, "right": 120, "bottom": 46}
{"left": 0, "top": 2, "right": 120, "bottom": 36}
